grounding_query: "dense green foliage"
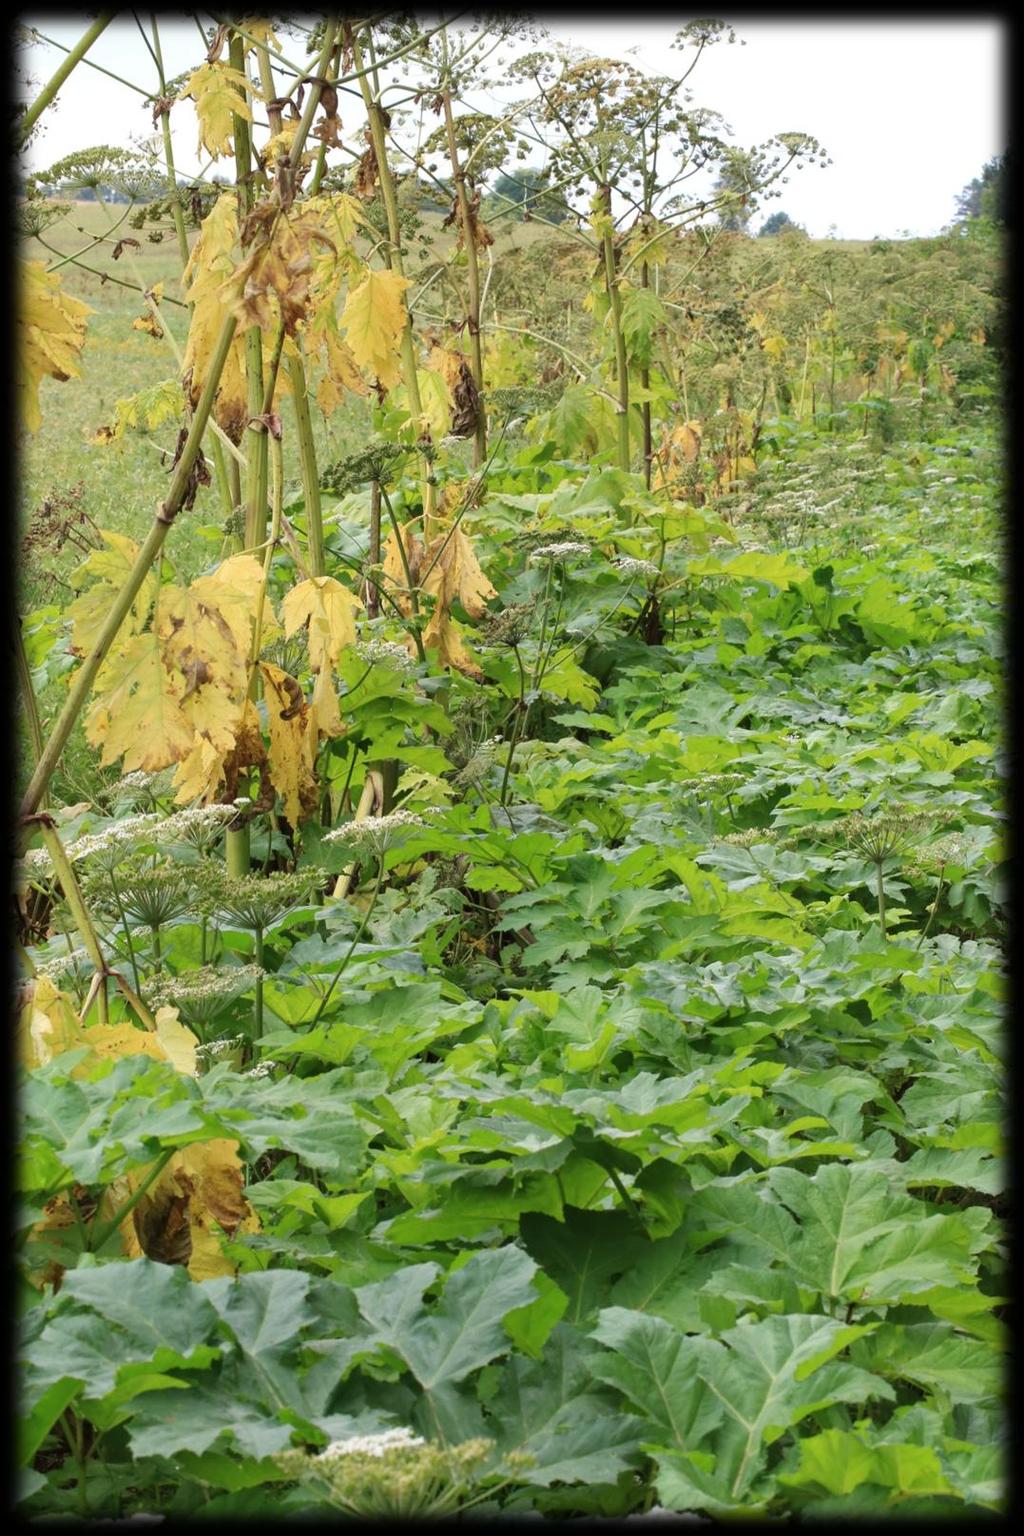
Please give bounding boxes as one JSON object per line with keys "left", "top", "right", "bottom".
{"left": 16, "top": 15, "right": 1005, "bottom": 1523}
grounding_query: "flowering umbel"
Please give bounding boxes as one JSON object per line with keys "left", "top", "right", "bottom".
{"left": 274, "top": 1430, "right": 496, "bottom": 1517}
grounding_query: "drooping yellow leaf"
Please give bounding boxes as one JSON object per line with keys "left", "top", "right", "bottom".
{"left": 316, "top": 322, "right": 370, "bottom": 414}
{"left": 381, "top": 524, "right": 423, "bottom": 615}
{"left": 182, "top": 193, "right": 248, "bottom": 439}
{"left": 19, "top": 976, "right": 81, "bottom": 1068}
{"left": 103, "top": 1138, "right": 258, "bottom": 1281}
{"left": 340, "top": 267, "right": 410, "bottom": 389}
{"left": 172, "top": 732, "right": 230, "bottom": 804}
{"left": 309, "top": 659, "right": 344, "bottom": 738}
{"left": 179, "top": 61, "right": 257, "bottom": 160}
{"left": 228, "top": 206, "right": 329, "bottom": 338}
{"left": 420, "top": 527, "right": 496, "bottom": 621}
{"left": 423, "top": 607, "right": 483, "bottom": 679}
{"left": 66, "top": 530, "right": 157, "bottom": 655}
{"left": 260, "top": 662, "right": 318, "bottom": 826}
{"left": 180, "top": 552, "right": 266, "bottom": 660}
{"left": 86, "top": 630, "right": 193, "bottom": 772}
{"left": 159, "top": 583, "right": 248, "bottom": 702}
{"left": 391, "top": 366, "right": 451, "bottom": 438}
{"left": 239, "top": 18, "right": 282, "bottom": 53}
{"left": 282, "top": 576, "right": 362, "bottom": 670}
{"left": 19, "top": 259, "right": 92, "bottom": 434}
{"left": 154, "top": 1006, "right": 199, "bottom": 1076}
{"left": 308, "top": 191, "right": 365, "bottom": 250}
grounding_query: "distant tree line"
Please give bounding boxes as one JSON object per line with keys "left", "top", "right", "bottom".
{"left": 954, "top": 153, "right": 1007, "bottom": 226}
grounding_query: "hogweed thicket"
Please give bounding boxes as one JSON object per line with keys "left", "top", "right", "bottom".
{"left": 15, "top": 13, "right": 1005, "bottom": 1522}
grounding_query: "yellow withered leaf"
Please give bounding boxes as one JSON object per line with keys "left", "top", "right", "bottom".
{"left": 19, "top": 976, "right": 80, "bottom": 1068}
{"left": 340, "top": 267, "right": 410, "bottom": 389}
{"left": 190, "top": 552, "right": 268, "bottom": 654}
{"left": 282, "top": 576, "right": 362, "bottom": 670}
{"left": 154, "top": 1006, "right": 199, "bottom": 1076}
{"left": 87, "top": 630, "right": 194, "bottom": 772}
{"left": 159, "top": 584, "right": 248, "bottom": 703}
{"left": 308, "top": 190, "right": 365, "bottom": 250}
{"left": 67, "top": 530, "right": 156, "bottom": 655}
{"left": 420, "top": 527, "right": 497, "bottom": 621}
{"left": 381, "top": 524, "right": 423, "bottom": 615}
{"left": 182, "top": 194, "right": 248, "bottom": 439}
{"left": 132, "top": 311, "right": 164, "bottom": 339}
{"left": 229, "top": 207, "right": 326, "bottom": 338}
{"left": 239, "top": 19, "right": 282, "bottom": 53}
{"left": 423, "top": 607, "right": 483, "bottom": 679}
{"left": 260, "top": 662, "right": 318, "bottom": 827}
{"left": 19, "top": 259, "right": 92, "bottom": 434}
{"left": 173, "top": 732, "right": 229, "bottom": 804}
{"left": 105, "top": 1138, "right": 258, "bottom": 1281}
{"left": 310, "top": 658, "right": 343, "bottom": 738}
{"left": 427, "top": 344, "right": 464, "bottom": 392}
{"left": 316, "top": 323, "right": 370, "bottom": 414}
{"left": 392, "top": 366, "right": 451, "bottom": 438}
{"left": 182, "top": 192, "right": 238, "bottom": 299}
{"left": 19, "top": 978, "right": 200, "bottom": 1076}
{"left": 179, "top": 61, "right": 256, "bottom": 160}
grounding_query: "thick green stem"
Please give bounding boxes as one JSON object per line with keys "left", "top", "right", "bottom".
{"left": 286, "top": 349, "right": 325, "bottom": 575}
{"left": 226, "top": 824, "right": 251, "bottom": 877}
{"left": 19, "top": 312, "right": 239, "bottom": 823}
{"left": 18, "top": 13, "right": 114, "bottom": 145}
{"left": 600, "top": 207, "right": 631, "bottom": 472}
{"left": 876, "top": 861, "right": 887, "bottom": 939}
{"left": 367, "top": 479, "right": 381, "bottom": 617}
{"left": 441, "top": 88, "right": 486, "bottom": 464}
{"left": 641, "top": 259, "right": 653, "bottom": 489}
{"left": 254, "top": 927, "right": 264, "bottom": 1042}
{"left": 349, "top": 24, "right": 435, "bottom": 522}
{"left": 15, "top": 622, "right": 47, "bottom": 808}
{"left": 37, "top": 822, "right": 108, "bottom": 1024}
{"left": 228, "top": 31, "right": 268, "bottom": 551}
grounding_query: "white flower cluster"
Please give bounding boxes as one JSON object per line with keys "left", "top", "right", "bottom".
{"left": 246, "top": 1061, "right": 274, "bottom": 1079}
{"left": 324, "top": 809, "right": 425, "bottom": 853}
{"left": 21, "top": 813, "right": 163, "bottom": 877}
{"left": 153, "top": 804, "right": 238, "bottom": 843}
{"left": 149, "top": 965, "right": 264, "bottom": 1009}
{"left": 528, "top": 541, "right": 590, "bottom": 565}
{"left": 613, "top": 555, "right": 659, "bottom": 579}
{"left": 354, "top": 638, "right": 415, "bottom": 671}
{"left": 35, "top": 946, "right": 92, "bottom": 980}
{"left": 194, "top": 1034, "right": 246, "bottom": 1059}
{"left": 320, "top": 1428, "right": 426, "bottom": 1461}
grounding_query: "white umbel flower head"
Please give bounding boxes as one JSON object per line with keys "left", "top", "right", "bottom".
{"left": 321, "top": 1428, "right": 426, "bottom": 1460}
{"left": 612, "top": 555, "right": 659, "bottom": 579}
{"left": 324, "top": 809, "right": 425, "bottom": 856}
{"left": 528, "top": 541, "right": 590, "bottom": 565}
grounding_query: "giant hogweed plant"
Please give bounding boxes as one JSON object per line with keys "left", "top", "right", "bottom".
{"left": 15, "top": 15, "right": 1005, "bottom": 1523}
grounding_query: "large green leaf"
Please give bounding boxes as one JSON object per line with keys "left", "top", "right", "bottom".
{"left": 354, "top": 1247, "right": 537, "bottom": 1389}
{"left": 767, "top": 1163, "right": 982, "bottom": 1303}
{"left": 520, "top": 1208, "right": 641, "bottom": 1324}
{"left": 489, "top": 1325, "right": 645, "bottom": 1486}
{"left": 593, "top": 1308, "right": 893, "bottom": 1503}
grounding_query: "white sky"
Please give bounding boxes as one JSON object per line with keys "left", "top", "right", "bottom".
{"left": 17, "top": 14, "right": 1005, "bottom": 239}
